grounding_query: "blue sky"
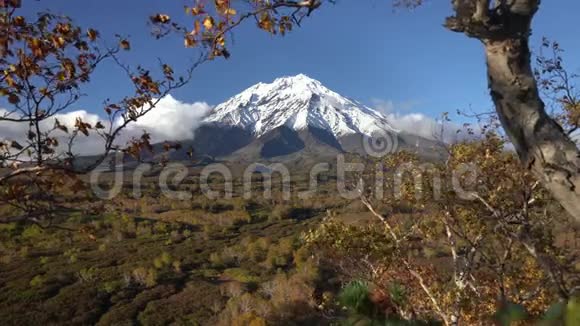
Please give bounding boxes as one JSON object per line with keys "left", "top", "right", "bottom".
{"left": 18, "top": 0, "right": 580, "bottom": 121}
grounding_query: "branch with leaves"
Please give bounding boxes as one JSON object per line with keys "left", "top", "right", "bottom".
{"left": 0, "top": 1, "right": 207, "bottom": 225}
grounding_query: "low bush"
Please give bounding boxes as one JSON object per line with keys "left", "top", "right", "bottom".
{"left": 223, "top": 268, "right": 260, "bottom": 283}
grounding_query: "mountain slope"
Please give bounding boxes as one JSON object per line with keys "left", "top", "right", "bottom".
{"left": 192, "top": 74, "right": 444, "bottom": 161}
{"left": 203, "top": 74, "right": 397, "bottom": 139}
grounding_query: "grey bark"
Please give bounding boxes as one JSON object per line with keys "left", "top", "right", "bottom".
{"left": 446, "top": 0, "right": 580, "bottom": 223}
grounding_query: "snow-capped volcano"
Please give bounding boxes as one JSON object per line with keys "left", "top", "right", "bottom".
{"left": 183, "top": 74, "right": 444, "bottom": 161}
{"left": 204, "top": 74, "right": 397, "bottom": 138}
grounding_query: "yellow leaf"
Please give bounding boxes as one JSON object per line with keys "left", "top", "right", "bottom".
{"left": 184, "top": 36, "right": 196, "bottom": 48}
{"left": 87, "top": 28, "right": 99, "bottom": 41}
{"left": 203, "top": 16, "right": 214, "bottom": 30}
{"left": 13, "top": 16, "right": 25, "bottom": 26}
{"left": 190, "top": 5, "right": 206, "bottom": 16}
{"left": 194, "top": 20, "right": 201, "bottom": 35}
{"left": 163, "top": 64, "right": 173, "bottom": 75}
{"left": 151, "top": 14, "right": 171, "bottom": 24}
{"left": 5, "top": 75, "right": 15, "bottom": 87}
{"left": 224, "top": 8, "right": 236, "bottom": 16}
{"left": 258, "top": 13, "right": 274, "bottom": 33}
{"left": 56, "top": 36, "right": 65, "bottom": 47}
{"left": 216, "top": 35, "right": 225, "bottom": 47}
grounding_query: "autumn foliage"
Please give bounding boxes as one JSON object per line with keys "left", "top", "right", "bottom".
{"left": 0, "top": 1, "right": 202, "bottom": 224}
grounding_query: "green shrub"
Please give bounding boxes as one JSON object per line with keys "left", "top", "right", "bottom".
{"left": 203, "top": 224, "right": 222, "bottom": 240}
{"left": 195, "top": 268, "right": 220, "bottom": 279}
{"left": 339, "top": 280, "right": 374, "bottom": 316}
{"left": 422, "top": 247, "right": 446, "bottom": 259}
{"left": 29, "top": 275, "right": 45, "bottom": 288}
{"left": 153, "top": 256, "right": 164, "bottom": 269}
{"left": 232, "top": 211, "right": 253, "bottom": 225}
{"left": 292, "top": 246, "right": 311, "bottom": 268}
{"left": 130, "top": 267, "right": 158, "bottom": 287}
{"left": 270, "top": 204, "right": 293, "bottom": 221}
{"left": 19, "top": 246, "right": 29, "bottom": 258}
{"left": 278, "top": 237, "right": 295, "bottom": 255}
{"left": 63, "top": 248, "right": 80, "bottom": 263}
{"left": 153, "top": 222, "right": 168, "bottom": 234}
{"left": 100, "top": 280, "right": 124, "bottom": 294}
{"left": 246, "top": 242, "right": 268, "bottom": 263}
{"left": 153, "top": 252, "right": 172, "bottom": 269}
{"left": 223, "top": 268, "right": 260, "bottom": 283}
{"left": 209, "top": 252, "right": 225, "bottom": 268}
{"left": 388, "top": 282, "right": 408, "bottom": 307}
{"left": 78, "top": 267, "right": 98, "bottom": 283}
{"left": 0, "top": 222, "right": 17, "bottom": 233}
{"left": 136, "top": 224, "right": 153, "bottom": 238}
{"left": 21, "top": 225, "right": 43, "bottom": 239}
{"left": 266, "top": 251, "right": 289, "bottom": 270}
{"left": 172, "top": 260, "right": 182, "bottom": 273}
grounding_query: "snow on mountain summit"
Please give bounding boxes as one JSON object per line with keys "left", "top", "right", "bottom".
{"left": 203, "top": 74, "right": 396, "bottom": 138}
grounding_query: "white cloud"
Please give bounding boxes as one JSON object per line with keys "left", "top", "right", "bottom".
{"left": 372, "top": 98, "right": 396, "bottom": 113}
{"left": 0, "top": 95, "right": 211, "bottom": 157}
{"left": 0, "top": 108, "right": 106, "bottom": 156}
{"left": 120, "top": 95, "right": 211, "bottom": 142}
{"left": 372, "top": 99, "right": 475, "bottom": 143}
{"left": 53, "top": 110, "right": 106, "bottom": 155}
{"left": 372, "top": 98, "right": 421, "bottom": 114}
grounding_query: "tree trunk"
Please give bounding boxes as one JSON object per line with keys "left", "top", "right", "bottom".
{"left": 485, "top": 37, "right": 580, "bottom": 223}
{"left": 446, "top": 0, "right": 580, "bottom": 223}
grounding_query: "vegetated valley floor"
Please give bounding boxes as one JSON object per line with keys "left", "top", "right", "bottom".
{"left": 0, "top": 167, "right": 356, "bottom": 325}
